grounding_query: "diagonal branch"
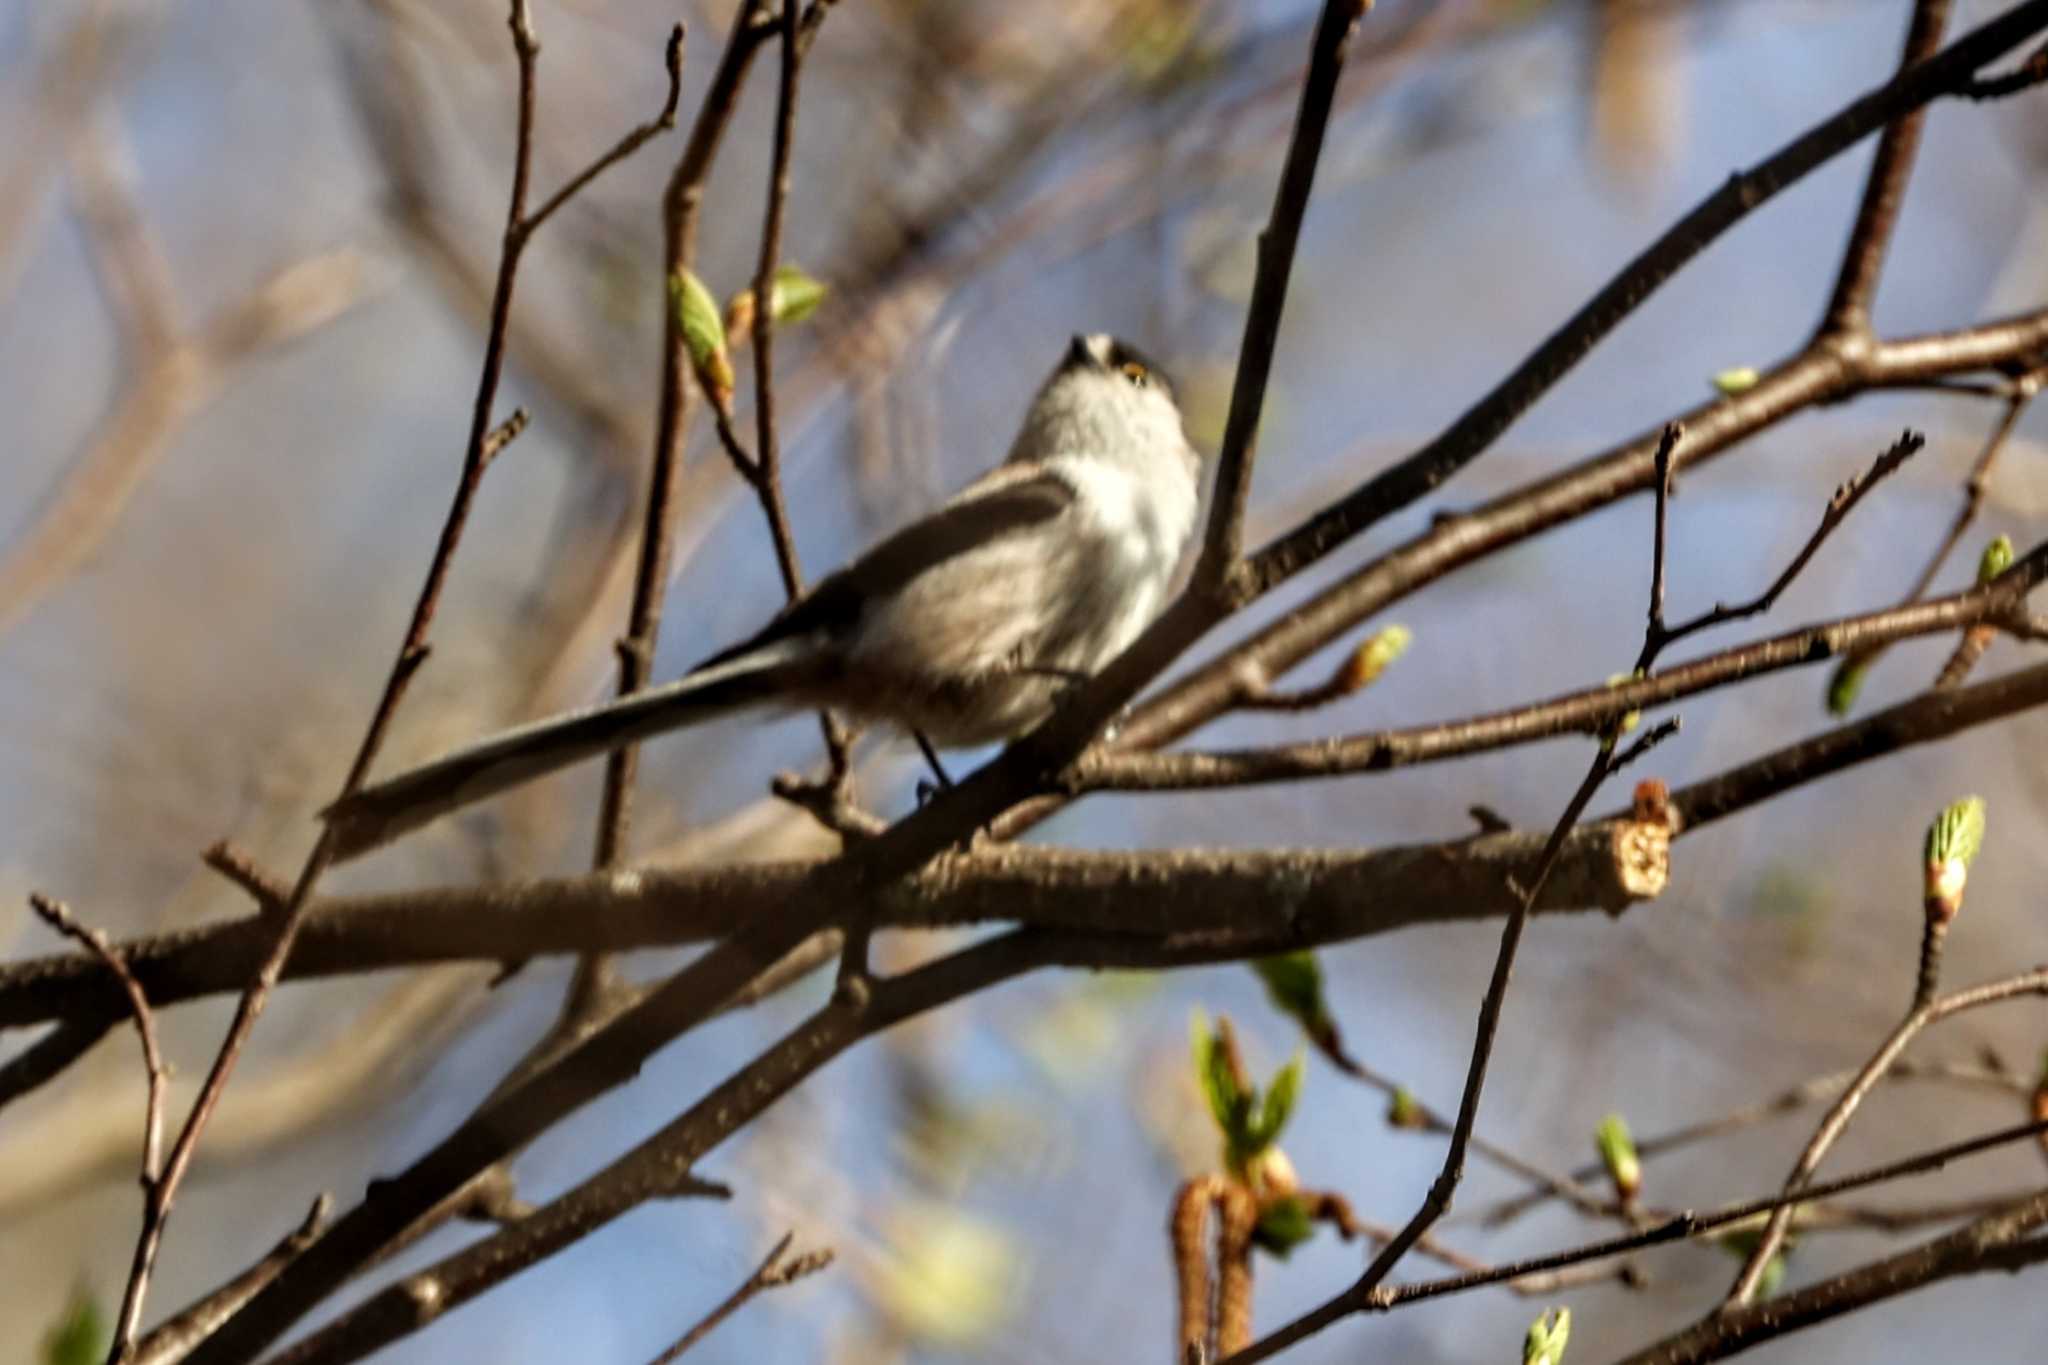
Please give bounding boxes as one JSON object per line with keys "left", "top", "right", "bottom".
{"left": 1617, "top": 1189, "right": 2048, "bottom": 1365}
{"left": 1241, "top": 0, "right": 2048, "bottom": 596}
{"left": 1070, "top": 540, "right": 2048, "bottom": 794}
{"left": 1196, "top": 0, "right": 1374, "bottom": 588}
{"left": 1722, "top": 972, "right": 2048, "bottom": 1306}
{"left": 29, "top": 893, "right": 168, "bottom": 1363}
{"left": 1816, "top": 0, "right": 1952, "bottom": 339}
{"left": 592, "top": 1, "right": 776, "bottom": 868}
{"left": 645, "top": 1232, "right": 832, "bottom": 1363}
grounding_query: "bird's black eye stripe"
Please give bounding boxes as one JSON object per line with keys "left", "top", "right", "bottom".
{"left": 1105, "top": 339, "right": 1172, "bottom": 396}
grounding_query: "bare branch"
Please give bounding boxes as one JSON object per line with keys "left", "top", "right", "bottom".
{"left": 109, "top": 5, "right": 683, "bottom": 1344}
{"left": 645, "top": 1233, "right": 832, "bottom": 1363}
{"left": 131, "top": 1196, "right": 330, "bottom": 1365}
{"left": 1072, "top": 545, "right": 2048, "bottom": 795}
{"left": 1240, "top": 1, "right": 2048, "bottom": 596}
{"left": 1196, "top": 0, "right": 1375, "bottom": 588}
{"left": 1816, "top": 0, "right": 1952, "bottom": 339}
{"left": 1219, "top": 1110, "right": 2048, "bottom": 1364}
{"left": 1637, "top": 429, "right": 1923, "bottom": 668}
{"left": 1468, "top": 1056, "right": 2028, "bottom": 1230}
{"left": 29, "top": 892, "right": 168, "bottom": 1363}
{"left": 1615, "top": 1190, "right": 2048, "bottom": 1364}
{"left": 519, "top": 23, "right": 686, "bottom": 236}
{"left": 592, "top": 3, "right": 775, "bottom": 866}
{"left": 1724, "top": 973, "right": 2048, "bottom": 1306}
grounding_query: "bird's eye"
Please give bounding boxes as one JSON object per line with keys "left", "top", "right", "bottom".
{"left": 1120, "top": 361, "right": 1150, "bottom": 387}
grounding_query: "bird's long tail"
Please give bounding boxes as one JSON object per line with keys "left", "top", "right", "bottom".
{"left": 323, "top": 641, "right": 815, "bottom": 861}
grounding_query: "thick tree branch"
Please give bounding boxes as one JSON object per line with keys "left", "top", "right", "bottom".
{"left": 20, "top": 647, "right": 2048, "bottom": 1033}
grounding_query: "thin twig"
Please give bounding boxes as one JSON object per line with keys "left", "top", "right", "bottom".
{"left": 1829, "top": 385, "right": 2037, "bottom": 700}
{"left": 1644, "top": 422, "right": 1680, "bottom": 645}
{"left": 1195, "top": 0, "right": 1374, "bottom": 589}
{"left": 1724, "top": 969, "right": 2048, "bottom": 1306}
{"left": 1218, "top": 1113, "right": 2048, "bottom": 1362}
{"left": 1321, "top": 1051, "right": 1619, "bottom": 1223}
{"left": 1070, "top": 543, "right": 2048, "bottom": 794}
{"left": 592, "top": 0, "right": 774, "bottom": 867}
{"left": 520, "top": 23, "right": 685, "bottom": 236}
{"left": 30, "top": 893, "right": 168, "bottom": 1364}
{"left": 1960, "top": 34, "right": 2048, "bottom": 99}
{"left": 1234, "top": 718, "right": 1682, "bottom": 1364}
{"left": 1636, "top": 430, "right": 1923, "bottom": 669}
{"left": 201, "top": 840, "right": 290, "bottom": 914}
{"left": 478, "top": 406, "right": 530, "bottom": 468}
{"left": 1467, "top": 1056, "right": 2027, "bottom": 1229}
{"left": 1614, "top": 1190, "right": 2048, "bottom": 1364}
{"left": 1347, "top": 1212, "right": 1643, "bottom": 1296}
{"left": 130, "top": 1196, "right": 330, "bottom": 1365}
{"left": 646, "top": 1233, "right": 833, "bottom": 1362}
{"left": 739, "top": 0, "right": 860, "bottom": 849}
{"left": 1380, "top": 728, "right": 1676, "bottom": 1251}
{"left": 115, "top": 6, "right": 684, "bottom": 1353}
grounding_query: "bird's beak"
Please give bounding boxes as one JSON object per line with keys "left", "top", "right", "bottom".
{"left": 1065, "top": 333, "right": 1102, "bottom": 371}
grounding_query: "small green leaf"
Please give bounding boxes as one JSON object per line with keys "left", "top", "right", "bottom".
{"left": 770, "top": 263, "right": 829, "bottom": 324}
{"left": 1923, "top": 795, "right": 1986, "bottom": 922}
{"left": 1712, "top": 366, "right": 1760, "bottom": 396}
{"left": 1337, "top": 624, "right": 1412, "bottom": 692}
{"left": 1253, "top": 1195, "right": 1317, "bottom": 1258}
{"left": 1595, "top": 1112, "right": 1641, "bottom": 1201}
{"left": 1826, "top": 657, "right": 1869, "bottom": 716}
{"left": 1524, "top": 1306, "right": 1572, "bottom": 1365}
{"left": 1754, "top": 1249, "right": 1788, "bottom": 1299}
{"left": 1604, "top": 672, "right": 1642, "bottom": 736}
{"left": 1924, "top": 796, "right": 1986, "bottom": 871}
{"left": 1250, "top": 1053, "right": 1305, "bottom": 1153}
{"left": 1387, "top": 1087, "right": 1425, "bottom": 1130}
{"left": 668, "top": 268, "right": 732, "bottom": 404}
{"left": 42, "top": 1288, "right": 106, "bottom": 1365}
{"left": 1253, "top": 952, "right": 1327, "bottom": 1034}
{"left": 1978, "top": 535, "right": 2015, "bottom": 583}
{"left": 1190, "top": 1011, "right": 1249, "bottom": 1147}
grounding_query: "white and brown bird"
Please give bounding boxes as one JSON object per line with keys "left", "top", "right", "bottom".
{"left": 324, "top": 333, "right": 1202, "bottom": 858}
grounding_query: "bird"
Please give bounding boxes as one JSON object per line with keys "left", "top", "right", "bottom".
{"left": 323, "top": 333, "right": 1204, "bottom": 859}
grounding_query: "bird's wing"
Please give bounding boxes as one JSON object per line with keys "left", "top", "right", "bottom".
{"left": 703, "top": 464, "right": 1076, "bottom": 660}
{"left": 324, "top": 468, "right": 1074, "bottom": 860}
